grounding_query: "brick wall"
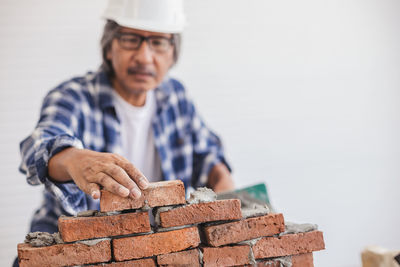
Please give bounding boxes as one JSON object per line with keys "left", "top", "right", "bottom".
{"left": 17, "top": 180, "right": 325, "bottom": 266}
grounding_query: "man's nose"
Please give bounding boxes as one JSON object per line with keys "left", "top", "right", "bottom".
{"left": 134, "top": 41, "right": 153, "bottom": 64}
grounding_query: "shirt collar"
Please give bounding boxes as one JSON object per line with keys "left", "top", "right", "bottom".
{"left": 94, "top": 67, "right": 173, "bottom": 111}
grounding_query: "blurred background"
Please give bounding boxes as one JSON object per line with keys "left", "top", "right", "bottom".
{"left": 1, "top": 0, "right": 399, "bottom": 266}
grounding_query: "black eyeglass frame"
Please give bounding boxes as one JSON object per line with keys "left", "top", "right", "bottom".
{"left": 114, "top": 32, "right": 175, "bottom": 52}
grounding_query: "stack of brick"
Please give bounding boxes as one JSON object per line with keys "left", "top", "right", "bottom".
{"left": 17, "top": 180, "right": 325, "bottom": 266}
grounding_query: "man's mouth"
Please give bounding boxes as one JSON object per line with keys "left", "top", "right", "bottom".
{"left": 127, "top": 66, "right": 156, "bottom": 78}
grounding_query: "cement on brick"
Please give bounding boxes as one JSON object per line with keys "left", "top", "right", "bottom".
{"left": 77, "top": 209, "right": 99, "bottom": 217}
{"left": 140, "top": 200, "right": 151, "bottom": 211}
{"left": 153, "top": 205, "right": 176, "bottom": 227}
{"left": 238, "top": 237, "right": 262, "bottom": 246}
{"left": 199, "top": 248, "right": 204, "bottom": 265}
{"left": 77, "top": 237, "right": 110, "bottom": 246}
{"left": 187, "top": 187, "right": 217, "bottom": 204}
{"left": 217, "top": 190, "right": 275, "bottom": 213}
{"left": 24, "top": 232, "right": 63, "bottom": 247}
{"left": 258, "top": 256, "right": 292, "bottom": 267}
{"left": 76, "top": 210, "right": 121, "bottom": 217}
{"left": 279, "top": 222, "right": 318, "bottom": 236}
{"left": 242, "top": 203, "right": 270, "bottom": 219}
{"left": 155, "top": 224, "right": 196, "bottom": 233}
{"left": 248, "top": 243, "right": 256, "bottom": 265}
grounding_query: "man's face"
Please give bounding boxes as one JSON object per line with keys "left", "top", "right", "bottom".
{"left": 107, "top": 27, "right": 174, "bottom": 95}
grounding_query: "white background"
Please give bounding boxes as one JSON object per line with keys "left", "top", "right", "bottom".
{"left": 1, "top": 0, "right": 399, "bottom": 266}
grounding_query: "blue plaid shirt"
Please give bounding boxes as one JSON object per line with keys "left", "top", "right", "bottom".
{"left": 19, "top": 68, "right": 230, "bottom": 233}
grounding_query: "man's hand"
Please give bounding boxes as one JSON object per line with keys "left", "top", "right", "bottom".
{"left": 48, "top": 148, "right": 149, "bottom": 200}
{"left": 207, "top": 163, "right": 234, "bottom": 193}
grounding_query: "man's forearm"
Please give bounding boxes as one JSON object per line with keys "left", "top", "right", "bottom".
{"left": 207, "top": 163, "right": 234, "bottom": 193}
{"left": 48, "top": 147, "right": 76, "bottom": 182}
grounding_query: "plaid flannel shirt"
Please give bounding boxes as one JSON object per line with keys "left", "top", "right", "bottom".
{"left": 19, "top": 68, "right": 230, "bottom": 233}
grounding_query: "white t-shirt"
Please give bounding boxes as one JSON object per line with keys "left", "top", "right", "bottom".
{"left": 113, "top": 90, "right": 162, "bottom": 182}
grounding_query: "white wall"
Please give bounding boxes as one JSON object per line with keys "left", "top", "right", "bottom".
{"left": 1, "top": 0, "right": 399, "bottom": 266}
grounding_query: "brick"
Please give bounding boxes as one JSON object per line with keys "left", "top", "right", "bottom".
{"left": 113, "top": 226, "right": 200, "bottom": 261}
{"left": 18, "top": 240, "right": 111, "bottom": 267}
{"left": 254, "top": 253, "right": 314, "bottom": 267}
{"left": 201, "top": 245, "right": 251, "bottom": 267}
{"left": 159, "top": 199, "right": 242, "bottom": 228}
{"left": 292, "top": 253, "right": 314, "bottom": 267}
{"left": 253, "top": 231, "right": 325, "bottom": 259}
{"left": 157, "top": 249, "right": 200, "bottom": 267}
{"left": 86, "top": 258, "right": 156, "bottom": 266}
{"left": 59, "top": 211, "right": 150, "bottom": 242}
{"left": 100, "top": 180, "right": 186, "bottom": 212}
{"left": 203, "top": 213, "right": 284, "bottom": 246}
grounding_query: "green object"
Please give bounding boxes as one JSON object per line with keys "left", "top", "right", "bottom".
{"left": 235, "top": 183, "right": 270, "bottom": 205}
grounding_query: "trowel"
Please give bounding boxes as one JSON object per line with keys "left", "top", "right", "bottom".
{"left": 217, "top": 183, "right": 275, "bottom": 213}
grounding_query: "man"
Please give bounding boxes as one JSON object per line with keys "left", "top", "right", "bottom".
{"left": 19, "top": 0, "right": 233, "bottom": 237}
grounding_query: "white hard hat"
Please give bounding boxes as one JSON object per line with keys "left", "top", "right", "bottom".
{"left": 102, "top": 0, "right": 185, "bottom": 33}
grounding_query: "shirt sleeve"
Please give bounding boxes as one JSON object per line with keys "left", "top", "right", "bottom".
{"left": 187, "top": 97, "right": 232, "bottom": 188}
{"left": 19, "top": 86, "right": 87, "bottom": 215}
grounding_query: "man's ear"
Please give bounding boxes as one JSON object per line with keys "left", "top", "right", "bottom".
{"left": 106, "top": 46, "right": 112, "bottom": 61}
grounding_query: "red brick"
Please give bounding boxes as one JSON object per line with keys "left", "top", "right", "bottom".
{"left": 201, "top": 245, "right": 251, "bottom": 267}
{"left": 203, "top": 213, "right": 284, "bottom": 246}
{"left": 113, "top": 226, "right": 200, "bottom": 261}
{"left": 159, "top": 199, "right": 242, "bottom": 228}
{"left": 253, "top": 231, "right": 325, "bottom": 259}
{"left": 292, "top": 253, "right": 314, "bottom": 267}
{"left": 253, "top": 253, "right": 314, "bottom": 266}
{"left": 59, "top": 211, "right": 150, "bottom": 242}
{"left": 86, "top": 258, "right": 156, "bottom": 266}
{"left": 100, "top": 180, "right": 186, "bottom": 212}
{"left": 157, "top": 249, "right": 200, "bottom": 267}
{"left": 18, "top": 240, "right": 111, "bottom": 267}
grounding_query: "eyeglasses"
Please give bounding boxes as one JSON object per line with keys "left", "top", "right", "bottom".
{"left": 115, "top": 32, "right": 174, "bottom": 53}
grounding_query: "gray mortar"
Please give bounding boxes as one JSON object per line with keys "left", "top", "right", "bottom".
{"left": 77, "top": 210, "right": 98, "bottom": 217}
{"left": 76, "top": 210, "right": 120, "bottom": 217}
{"left": 187, "top": 187, "right": 217, "bottom": 204}
{"left": 25, "top": 232, "right": 64, "bottom": 247}
{"left": 239, "top": 236, "right": 259, "bottom": 265}
{"left": 248, "top": 244, "right": 256, "bottom": 265}
{"left": 279, "top": 222, "right": 318, "bottom": 236}
{"left": 263, "top": 256, "right": 292, "bottom": 267}
{"left": 217, "top": 190, "right": 275, "bottom": 215}
{"left": 140, "top": 200, "right": 151, "bottom": 211}
{"left": 241, "top": 203, "right": 270, "bottom": 219}
{"left": 198, "top": 248, "right": 204, "bottom": 265}
{"left": 77, "top": 237, "right": 110, "bottom": 246}
{"left": 155, "top": 224, "right": 195, "bottom": 233}
{"left": 153, "top": 206, "right": 175, "bottom": 227}
{"left": 238, "top": 237, "right": 262, "bottom": 246}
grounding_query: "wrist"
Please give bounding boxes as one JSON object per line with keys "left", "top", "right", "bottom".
{"left": 48, "top": 147, "right": 79, "bottom": 182}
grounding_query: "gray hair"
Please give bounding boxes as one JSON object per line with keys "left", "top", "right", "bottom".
{"left": 100, "top": 20, "right": 181, "bottom": 76}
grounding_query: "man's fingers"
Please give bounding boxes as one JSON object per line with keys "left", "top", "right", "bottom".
{"left": 87, "top": 183, "right": 101, "bottom": 199}
{"left": 95, "top": 172, "right": 130, "bottom": 198}
{"left": 113, "top": 156, "right": 149, "bottom": 190}
{"left": 103, "top": 164, "right": 142, "bottom": 199}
